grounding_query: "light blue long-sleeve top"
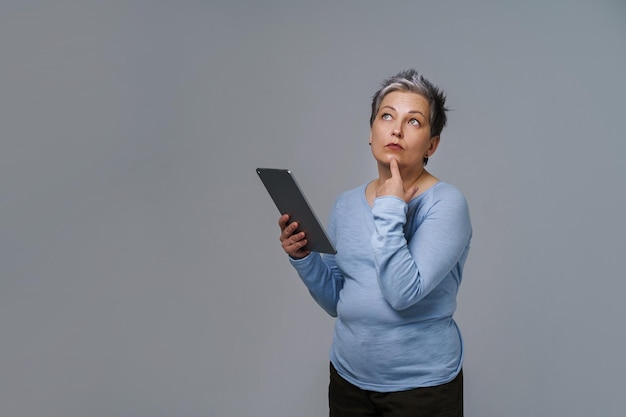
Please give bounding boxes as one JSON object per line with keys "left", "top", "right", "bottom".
{"left": 289, "top": 181, "right": 472, "bottom": 392}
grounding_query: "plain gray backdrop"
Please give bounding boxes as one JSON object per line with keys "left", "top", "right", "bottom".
{"left": 1, "top": 1, "right": 625, "bottom": 416}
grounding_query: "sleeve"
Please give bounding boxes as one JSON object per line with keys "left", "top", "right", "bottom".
{"left": 289, "top": 253, "right": 343, "bottom": 317}
{"left": 370, "top": 190, "right": 471, "bottom": 310}
{"left": 288, "top": 202, "right": 344, "bottom": 317}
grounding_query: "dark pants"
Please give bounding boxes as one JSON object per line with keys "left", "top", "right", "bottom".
{"left": 329, "top": 363, "right": 463, "bottom": 417}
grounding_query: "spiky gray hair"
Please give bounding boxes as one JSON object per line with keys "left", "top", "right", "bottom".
{"left": 370, "top": 69, "right": 449, "bottom": 139}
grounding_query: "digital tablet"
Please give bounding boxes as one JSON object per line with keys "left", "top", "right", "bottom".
{"left": 256, "top": 168, "right": 337, "bottom": 254}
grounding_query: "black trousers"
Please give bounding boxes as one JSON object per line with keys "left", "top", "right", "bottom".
{"left": 329, "top": 363, "right": 463, "bottom": 417}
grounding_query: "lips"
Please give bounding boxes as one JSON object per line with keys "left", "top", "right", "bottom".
{"left": 385, "top": 143, "right": 403, "bottom": 150}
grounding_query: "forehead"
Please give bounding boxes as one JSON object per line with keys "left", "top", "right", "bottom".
{"left": 380, "top": 90, "right": 430, "bottom": 116}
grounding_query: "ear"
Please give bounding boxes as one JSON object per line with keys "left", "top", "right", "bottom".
{"left": 427, "top": 135, "right": 440, "bottom": 156}
{"left": 368, "top": 132, "right": 372, "bottom": 145}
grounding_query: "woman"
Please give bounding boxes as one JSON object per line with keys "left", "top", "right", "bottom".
{"left": 278, "top": 69, "right": 472, "bottom": 417}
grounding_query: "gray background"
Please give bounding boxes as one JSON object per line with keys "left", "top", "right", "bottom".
{"left": 1, "top": 1, "right": 625, "bottom": 416}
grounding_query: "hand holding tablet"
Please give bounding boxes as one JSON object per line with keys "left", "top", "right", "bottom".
{"left": 257, "top": 168, "right": 337, "bottom": 255}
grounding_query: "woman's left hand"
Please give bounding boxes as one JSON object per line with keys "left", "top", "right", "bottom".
{"left": 376, "top": 157, "right": 420, "bottom": 203}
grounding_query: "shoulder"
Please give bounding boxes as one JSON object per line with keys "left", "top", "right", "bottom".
{"left": 421, "top": 182, "right": 468, "bottom": 208}
{"left": 334, "top": 183, "right": 367, "bottom": 206}
{"left": 433, "top": 182, "right": 467, "bottom": 201}
{"left": 408, "top": 182, "right": 472, "bottom": 235}
{"left": 408, "top": 182, "right": 471, "bottom": 227}
{"left": 329, "top": 184, "right": 369, "bottom": 228}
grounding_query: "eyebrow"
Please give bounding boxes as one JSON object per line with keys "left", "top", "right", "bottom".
{"left": 381, "top": 105, "right": 426, "bottom": 118}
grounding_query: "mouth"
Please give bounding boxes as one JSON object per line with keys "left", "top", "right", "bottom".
{"left": 385, "top": 143, "right": 403, "bottom": 150}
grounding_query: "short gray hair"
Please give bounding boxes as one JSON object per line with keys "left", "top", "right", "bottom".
{"left": 369, "top": 69, "right": 449, "bottom": 138}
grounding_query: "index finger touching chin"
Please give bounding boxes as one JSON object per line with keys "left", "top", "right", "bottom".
{"left": 389, "top": 157, "right": 400, "bottom": 175}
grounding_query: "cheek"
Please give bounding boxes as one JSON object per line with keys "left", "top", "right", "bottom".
{"left": 370, "top": 126, "right": 385, "bottom": 142}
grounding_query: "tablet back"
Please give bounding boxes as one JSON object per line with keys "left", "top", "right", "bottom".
{"left": 256, "top": 168, "right": 336, "bottom": 254}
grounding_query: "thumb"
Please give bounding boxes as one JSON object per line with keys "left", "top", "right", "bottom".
{"left": 406, "top": 185, "right": 420, "bottom": 201}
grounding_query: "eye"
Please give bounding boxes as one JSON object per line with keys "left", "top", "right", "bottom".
{"left": 408, "top": 118, "right": 420, "bottom": 126}
{"left": 381, "top": 113, "right": 392, "bottom": 120}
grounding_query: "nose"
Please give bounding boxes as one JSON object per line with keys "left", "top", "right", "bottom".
{"left": 392, "top": 122, "right": 403, "bottom": 139}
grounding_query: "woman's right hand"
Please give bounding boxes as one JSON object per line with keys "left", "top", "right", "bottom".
{"left": 278, "top": 214, "right": 311, "bottom": 259}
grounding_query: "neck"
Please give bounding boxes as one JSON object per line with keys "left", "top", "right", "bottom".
{"left": 379, "top": 164, "right": 427, "bottom": 189}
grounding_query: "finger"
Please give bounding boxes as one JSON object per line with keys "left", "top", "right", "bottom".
{"left": 280, "top": 221, "right": 299, "bottom": 242}
{"left": 289, "top": 235, "right": 307, "bottom": 249}
{"left": 288, "top": 244, "right": 310, "bottom": 259}
{"left": 283, "top": 232, "right": 308, "bottom": 255}
{"left": 278, "top": 214, "right": 290, "bottom": 230}
{"left": 282, "top": 219, "right": 298, "bottom": 235}
{"left": 292, "top": 237, "right": 310, "bottom": 253}
{"left": 389, "top": 157, "right": 401, "bottom": 180}
{"left": 287, "top": 221, "right": 299, "bottom": 235}
{"left": 286, "top": 224, "right": 304, "bottom": 243}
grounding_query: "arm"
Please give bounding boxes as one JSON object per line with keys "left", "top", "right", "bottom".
{"left": 371, "top": 190, "right": 471, "bottom": 310}
{"left": 289, "top": 252, "right": 344, "bottom": 317}
{"left": 279, "top": 212, "right": 344, "bottom": 317}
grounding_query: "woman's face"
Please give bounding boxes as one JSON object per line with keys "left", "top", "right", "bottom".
{"left": 369, "top": 90, "right": 439, "bottom": 170}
